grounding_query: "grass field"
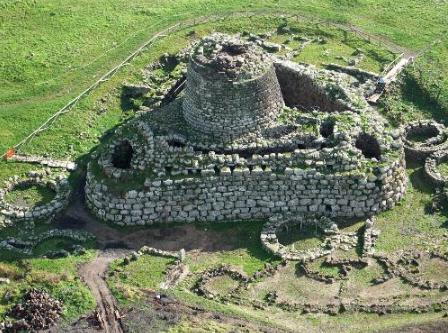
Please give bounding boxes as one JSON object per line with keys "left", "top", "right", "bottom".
{"left": 1, "top": 0, "right": 448, "bottom": 331}
{"left": 4, "top": 183, "right": 55, "bottom": 207}
{"left": 0, "top": 0, "right": 447, "bottom": 157}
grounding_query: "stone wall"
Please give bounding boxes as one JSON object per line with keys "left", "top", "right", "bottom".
{"left": 182, "top": 63, "right": 284, "bottom": 137}
{"left": 274, "top": 61, "right": 365, "bottom": 112}
{"left": 403, "top": 120, "right": 448, "bottom": 162}
{"left": 86, "top": 34, "right": 407, "bottom": 227}
{"left": 0, "top": 172, "right": 71, "bottom": 224}
{"left": 85, "top": 158, "right": 406, "bottom": 225}
{"left": 424, "top": 150, "right": 448, "bottom": 187}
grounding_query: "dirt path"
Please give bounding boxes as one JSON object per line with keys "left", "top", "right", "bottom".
{"left": 77, "top": 249, "right": 129, "bottom": 333}
{"left": 122, "top": 290, "right": 292, "bottom": 333}
{"left": 56, "top": 181, "right": 244, "bottom": 253}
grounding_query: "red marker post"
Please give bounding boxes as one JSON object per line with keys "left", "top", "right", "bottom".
{"left": 4, "top": 148, "right": 15, "bottom": 160}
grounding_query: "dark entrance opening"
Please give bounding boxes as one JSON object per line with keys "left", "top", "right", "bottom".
{"left": 320, "top": 119, "right": 335, "bottom": 138}
{"left": 355, "top": 133, "right": 381, "bottom": 160}
{"left": 167, "top": 139, "right": 186, "bottom": 148}
{"left": 222, "top": 43, "right": 247, "bottom": 56}
{"left": 112, "top": 141, "right": 134, "bottom": 169}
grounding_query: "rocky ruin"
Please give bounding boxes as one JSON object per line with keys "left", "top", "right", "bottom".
{"left": 85, "top": 33, "right": 407, "bottom": 226}
{"left": 1, "top": 289, "right": 63, "bottom": 332}
{"left": 404, "top": 120, "right": 448, "bottom": 161}
{"left": 0, "top": 171, "right": 71, "bottom": 226}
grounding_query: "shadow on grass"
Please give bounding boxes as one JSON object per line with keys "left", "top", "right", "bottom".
{"left": 400, "top": 71, "right": 447, "bottom": 123}
{"left": 120, "top": 91, "right": 138, "bottom": 113}
{"left": 408, "top": 166, "right": 434, "bottom": 194}
{"left": 193, "top": 220, "right": 278, "bottom": 263}
{"left": 5, "top": 183, "right": 56, "bottom": 207}
{"left": 276, "top": 223, "right": 323, "bottom": 248}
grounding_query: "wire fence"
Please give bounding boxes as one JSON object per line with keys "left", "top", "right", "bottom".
{"left": 2, "top": 9, "right": 409, "bottom": 160}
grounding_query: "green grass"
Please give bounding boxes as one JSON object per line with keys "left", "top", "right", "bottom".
{"left": 379, "top": 39, "right": 448, "bottom": 127}
{"left": 5, "top": 183, "right": 55, "bottom": 207}
{"left": 347, "top": 261, "right": 384, "bottom": 286}
{"left": 1, "top": 1, "right": 448, "bottom": 331}
{"left": 277, "top": 224, "right": 324, "bottom": 252}
{"left": 417, "top": 257, "right": 448, "bottom": 281}
{"left": 170, "top": 273, "right": 448, "bottom": 333}
{"left": 33, "top": 237, "right": 96, "bottom": 257}
{"left": 204, "top": 275, "right": 239, "bottom": 295}
{"left": 108, "top": 254, "right": 175, "bottom": 304}
{"left": 0, "top": 251, "right": 96, "bottom": 323}
{"left": 437, "top": 161, "right": 448, "bottom": 178}
{"left": 1, "top": 0, "right": 447, "bottom": 156}
{"left": 0, "top": 162, "right": 39, "bottom": 184}
{"left": 0, "top": 220, "right": 53, "bottom": 242}
{"left": 374, "top": 165, "right": 447, "bottom": 253}
{"left": 307, "top": 258, "right": 341, "bottom": 277}
{"left": 189, "top": 221, "right": 280, "bottom": 276}
{"left": 168, "top": 319, "right": 250, "bottom": 333}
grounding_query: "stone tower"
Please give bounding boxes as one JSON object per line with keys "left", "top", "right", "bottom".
{"left": 182, "top": 34, "right": 284, "bottom": 138}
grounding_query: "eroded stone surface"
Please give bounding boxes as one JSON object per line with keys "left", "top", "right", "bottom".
{"left": 86, "top": 33, "right": 407, "bottom": 226}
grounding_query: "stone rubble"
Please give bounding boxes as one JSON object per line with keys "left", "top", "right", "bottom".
{"left": 424, "top": 150, "right": 448, "bottom": 187}
{"left": 362, "top": 217, "right": 380, "bottom": 256}
{"left": 137, "top": 245, "right": 184, "bottom": 259}
{"left": 8, "top": 154, "right": 77, "bottom": 171}
{"left": 1, "top": 289, "right": 63, "bottom": 332}
{"left": 0, "top": 228, "right": 95, "bottom": 255}
{"left": 194, "top": 264, "right": 250, "bottom": 301}
{"left": 260, "top": 214, "right": 361, "bottom": 262}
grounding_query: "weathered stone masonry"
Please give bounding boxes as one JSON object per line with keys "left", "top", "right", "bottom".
{"left": 182, "top": 34, "right": 284, "bottom": 137}
{"left": 86, "top": 33, "right": 407, "bottom": 226}
{"left": 86, "top": 158, "right": 405, "bottom": 225}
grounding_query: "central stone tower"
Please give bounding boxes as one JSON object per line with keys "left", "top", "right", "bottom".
{"left": 182, "top": 33, "right": 284, "bottom": 138}
{"left": 86, "top": 33, "right": 407, "bottom": 226}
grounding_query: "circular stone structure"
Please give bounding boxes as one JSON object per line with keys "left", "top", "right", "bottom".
{"left": 0, "top": 173, "right": 71, "bottom": 223}
{"left": 86, "top": 33, "right": 407, "bottom": 226}
{"left": 260, "top": 215, "right": 337, "bottom": 261}
{"left": 403, "top": 120, "right": 448, "bottom": 161}
{"left": 182, "top": 33, "right": 284, "bottom": 137}
{"left": 424, "top": 150, "right": 448, "bottom": 186}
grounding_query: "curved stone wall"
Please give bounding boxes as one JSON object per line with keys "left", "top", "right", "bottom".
{"left": 403, "top": 120, "right": 448, "bottom": 161}
{"left": 274, "top": 61, "right": 369, "bottom": 113}
{"left": 183, "top": 63, "right": 283, "bottom": 136}
{"left": 424, "top": 150, "right": 448, "bottom": 187}
{"left": 86, "top": 34, "right": 407, "bottom": 227}
{"left": 0, "top": 173, "right": 71, "bottom": 223}
{"left": 182, "top": 60, "right": 284, "bottom": 137}
{"left": 85, "top": 158, "right": 406, "bottom": 226}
